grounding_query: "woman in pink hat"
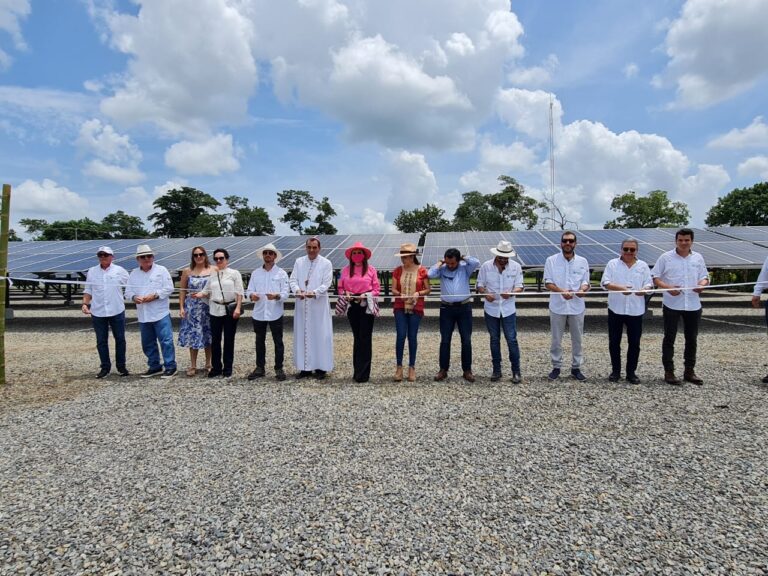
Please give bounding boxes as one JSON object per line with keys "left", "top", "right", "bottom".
{"left": 337, "top": 241, "right": 380, "bottom": 382}
{"left": 391, "top": 243, "right": 430, "bottom": 382}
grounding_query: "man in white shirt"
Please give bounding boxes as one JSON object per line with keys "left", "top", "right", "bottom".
{"left": 544, "top": 231, "right": 591, "bottom": 381}
{"left": 124, "top": 244, "right": 177, "bottom": 379}
{"left": 289, "top": 237, "right": 334, "bottom": 380}
{"left": 246, "top": 243, "right": 290, "bottom": 381}
{"left": 652, "top": 228, "right": 709, "bottom": 385}
{"left": 751, "top": 255, "right": 768, "bottom": 383}
{"left": 600, "top": 238, "right": 653, "bottom": 384}
{"left": 476, "top": 241, "right": 525, "bottom": 383}
{"left": 82, "top": 246, "right": 130, "bottom": 378}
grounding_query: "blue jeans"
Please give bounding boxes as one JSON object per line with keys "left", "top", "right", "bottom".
{"left": 394, "top": 310, "right": 422, "bottom": 367}
{"left": 439, "top": 303, "right": 473, "bottom": 371}
{"left": 484, "top": 312, "right": 520, "bottom": 374}
{"left": 92, "top": 312, "right": 126, "bottom": 371}
{"left": 139, "top": 314, "right": 176, "bottom": 371}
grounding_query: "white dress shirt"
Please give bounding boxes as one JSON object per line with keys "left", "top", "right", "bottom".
{"left": 83, "top": 263, "right": 129, "bottom": 317}
{"left": 752, "top": 256, "right": 768, "bottom": 296}
{"left": 200, "top": 268, "right": 245, "bottom": 317}
{"left": 600, "top": 257, "right": 653, "bottom": 316}
{"left": 476, "top": 258, "right": 524, "bottom": 317}
{"left": 125, "top": 263, "right": 175, "bottom": 323}
{"left": 544, "top": 253, "right": 591, "bottom": 315}
{"left": 652, "top": 249, "right": 709, "bottom": 311}
{"left": 246, "top": 265, "right": 290, "bottom": 321}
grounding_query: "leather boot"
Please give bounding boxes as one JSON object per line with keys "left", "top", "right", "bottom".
{"left": 683, "top": 369, "right": 703, "bottom": 385}
{"left": 393, "top": 366, "right": 403, "bottom": 382}
{"left": 408, "top": 367, "right": 416, "bottom": 382}
{"left": 664, "top": 370, "right": 681, "bottom": 385}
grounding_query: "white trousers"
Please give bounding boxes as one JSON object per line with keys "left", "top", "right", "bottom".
{"left": 549, "top": 311, "right": 585, "bottom": 369}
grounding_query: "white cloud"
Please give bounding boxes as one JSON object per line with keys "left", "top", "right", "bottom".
{"left": 164, "top": 133, "right": 240, "bottom": 175}
{"left": 623, "top": 63, "right": 639, "bottom": 79}
{"left": 508, "top": 55, "right": 559, "bottom": 88}
{"left": 658, "top": 0, "right": 768, "bottom": 108}
{"left": 76, "top": 118, "right": 144, "bottom": 184}
{"left": 708, "top": 116, "right": 768, "bottom": 149}
{"left": 459, "top": 139, "right": 540, "bottom": 191}
{"left": 496, "top": 88, "right": 563, "bottom": 141}
{"left": 0, "top": 0, "right": 30, "bottom": 69}
{"left": 11, "top": 178, "right": 89, "bottom": 220}
{"left": 384, "top": 150, "right": 439, "bottom": 220}
{"left": 118, "top": 180, "right": 187, "bottom": 226}
{"left": 83, "top": 160, "right": 144, "bottom": 185}
{"left": 333, "top": 204, "right": 398, "bottom": 234}
{"left": 737, "top": 155, "right": 768, "bottom": 179}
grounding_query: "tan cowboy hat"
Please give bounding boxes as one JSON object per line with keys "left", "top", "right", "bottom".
{"left": 394, "top": 242, "right": 419, "bottom": 257}
{"left": 135, "top": 244, "right": 154, "bottom": 257}
{"left": 256, "top": 242, "right": 282, "bottom": 262}
{"left": 490, "top": 240, "right": 516, "bottom": 258}
{"left": 344, "top": 241, "right": 372, "bottom": 260}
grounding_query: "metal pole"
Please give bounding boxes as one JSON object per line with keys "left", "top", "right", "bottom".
{"left": 0, "top": 184, "right": 11, "bottom": 386}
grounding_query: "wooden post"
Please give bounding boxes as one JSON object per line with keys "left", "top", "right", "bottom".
{"left": 0, "top": 184, "right": 11, "bottom": 386}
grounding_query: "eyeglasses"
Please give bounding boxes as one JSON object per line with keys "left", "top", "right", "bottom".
{"left": 97, "top": 253, "right": 111, "bottom": 258}
{"left": 138, "top": 254, "right": 153, "bottom": 259}
{"left": 193, "top": 252, "right": 205, "bottom": 257}
{"left": 561, "top": 239, "right": 576, "bottom": 244}
{"left": 622, "top": 247, "right": 637, "bottom": 253}
{"left": 213, "top": 256, "right": 226, "bottom": 262}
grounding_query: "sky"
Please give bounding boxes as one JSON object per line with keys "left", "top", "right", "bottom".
{"left": 1, "top": 0, "right": 767, "bottom": 238}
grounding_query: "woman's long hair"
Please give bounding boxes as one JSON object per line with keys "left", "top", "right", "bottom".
{"left": 189, "top": 246, "right": 210, "bottom": 269}
{"left": 348, "top": 255, "right": 369, "bottom": 277}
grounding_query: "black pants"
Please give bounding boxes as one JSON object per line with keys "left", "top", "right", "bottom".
{"left": 348, "top": 303, "right": 375, "bottom": 382}
{"left": 662, "top": 305, "right": 701, "bottom": 372}
{"left": 607, "top": 309, "right": 643, "bottom": 376}
{"left": 252, "top": 318, "right": 284, "bottom": 370}
{"left": 210, "top": 313, "right": 239, "bottom": 376}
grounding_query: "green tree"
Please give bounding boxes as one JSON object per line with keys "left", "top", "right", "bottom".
{"left": 224, "top": 195, "right": 275, "bottom": 236}
{"left": 304, "top": 196, "right": 337, "bottom": 235}
{"left": 18, "top": 218, "right": 49, "bottom": 240}
{"left": 101, "top": 210, "right": 151, "bottom": 239}
{"left": 705, "top": 182, "right": 768, "bottom": 227}
{"left": 149, "top": 187, "right": 220, "bottom": 238}
{"left": 8, "top": 229, "right": 21, "bottom": 241}
{"left": 393, "top": 203, "right": 452, "bottom": 244}
{"left": 452, "top": 176, "right": 546, "bottom": 231}
{"left": 277, "top": 190, "right": 336, "bottom": 234}
{"left": 20, "top": 218, "right": 106, "bottom": 240}
{"left": 604, "top": 190, "right": 689, "bottom": 229}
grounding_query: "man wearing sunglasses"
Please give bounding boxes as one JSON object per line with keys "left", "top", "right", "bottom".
{"left": 82, "top": 246, "right": 130, "bottom": 378}
{"left": 600, "top": 239, "right": 653, "bottom": 384}
{"left": 544, "top": 231, "right": 591, "bottom": 381}
{"left": 125, "top": 244, "right": 177, "bottom": 379}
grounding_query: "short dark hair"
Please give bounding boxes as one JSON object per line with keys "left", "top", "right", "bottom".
{"left": 306, "top": 237, "right": 321, "bottom": 248}
{"left": 561, "top": 230, "right": 577, "bottom": 242}
{"left": 676, "top": 228, "right": 694, "bottom": 241}
{"left": 213, "top": 248, "right": 229, "bottom": 260}
{"left": 444, "top": 248, "right": 461, "bottom": 261}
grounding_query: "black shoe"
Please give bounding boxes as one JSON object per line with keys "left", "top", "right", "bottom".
{"left": 208, "top": 370, "right": 222, "bottom": 378}
{"left": 490, "top": 371, "right": 502, "bottom": 382}
{"left": 511, "top": 373, "right": 522, "bottom": 384}
{"left": 626, "top": 374, "right": 641, "bottom": 385}
{"left": 222, "top": 372, "right": 232, "bottom": 379}
{"left": 248, "top": 367, "right": 265, "bottom": 381}
{"left": 160, "top": 368, "right": 177, "bottom": 379}
{"left": 275, "top": 368, "right": 287, "bottom": 381}
{"left": 763, "top": 374, "right": 768, "bottom": 384}
{"left": 295, "top": 370, "right": 313, "bottom": 379}
{"left": 117, "top": 367, "right": 129, "bottom": 377}
{"left": 608, "top": 372, "right": 620, "bottom": 382}
{"left": 141, "top": 367, "right": 163, "bottom": 378}
{"left": 571, "top": 369, "right": 587, "bottom": 381}
{"left": 548, "top": 368, "right": 561, "bottom": 380}
{"left": 96, "top": 369, "right": 110, "bottom": 379}
{"left": 314, "top": 370, "right": 327, "bottom": 380}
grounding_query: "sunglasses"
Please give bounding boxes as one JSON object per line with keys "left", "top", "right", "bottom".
{"left": 561, "top": 239, "right": 576, "bottom": 244}
{"left": 262, "top": 251, "right": 276, "bottom": 256}
{"left": 213, "top": 256, "right": 226, "bottom": 262}
{"left": 138, "top": 254, "right": 154, "bottom": 259}
{"left": 97, "top": 253, "right": 111, "bottom": 257}
{"left": 622, "top": 247, "right": 637, "bottom": 253}
{"left": 193, "top": 252, "right": 206, "bottom": 257}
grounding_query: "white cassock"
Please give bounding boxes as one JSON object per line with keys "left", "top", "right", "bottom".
{"left": 289, "top": 254, "right": 334, "bottom": 371}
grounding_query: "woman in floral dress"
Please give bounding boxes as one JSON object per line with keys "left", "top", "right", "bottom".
{"left": 178, "top": 246, "right": 213, "bottom": 375}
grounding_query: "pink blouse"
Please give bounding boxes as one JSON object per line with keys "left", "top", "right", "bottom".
{"left": 338, "top": 265, "right": 380, "bottom": 296}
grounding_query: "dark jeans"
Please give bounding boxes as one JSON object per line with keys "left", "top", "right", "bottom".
{"left": 439, "top": 303, "right": 473, "bottom": 372}
{"left": 348, "top": 303, "right": 375, "bottom": 382}
{"left": 394, "top": 309, "right": 422, "bottom": 367}
{"left": 662, "top": 305, "right": 701, "bottom": 372}
{"left": 92, "top": 312, "right": 126, "bottom": 371}
{"left": 252, "top": 317, "right": 284, "bottom": 370}
{"left": 210, "top": 313, "right": 239, "bottom": 376}
{"left": 607, "top": 309, "right": 643, "bottom": 376}
{"left": 484, "top": 312, "right": 520, "bottom": 374}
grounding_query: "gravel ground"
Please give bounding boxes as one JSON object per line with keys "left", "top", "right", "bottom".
{"left": 1, "top": 297, "right": 767, "bottom": 574}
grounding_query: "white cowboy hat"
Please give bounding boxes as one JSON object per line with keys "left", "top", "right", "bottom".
{"left": 490, "top": 240, "right": 516, "bottom": 258}
{"left": 256, "top": 242, "right": 282, "bottom": 262}
{"left": 135, "top": 244, "right": 154, "bottom": 256}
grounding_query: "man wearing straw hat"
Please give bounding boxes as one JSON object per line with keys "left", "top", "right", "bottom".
{"left": 246, "top": 243, "right": 290, "bottom": 381}
{"left": 476, "top": 240, "right": 525, "bottom": 383}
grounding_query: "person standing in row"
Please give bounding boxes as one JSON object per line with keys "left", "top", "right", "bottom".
{"left": 476, "top": 241, "right": 524, "bottom": 384}
{"left": 652, "top": 228, "right": 709, "bottom": 385}
{"left": 337, "top": 241, "right": 380, "bottom": 383}
{"left": 544, "top": 231, "right": 591, "bottom": 381}
{"left": 125, "top": 244, "right": 177, "bottom": 379}
{"left": 751, "top": 254, "right": 768, "bottom": 383}
{"left": 600, "top": 238, "right": 653, "bottom": 384}
{"left": 290, "top": 237, "right": 334, "bottom": 380}
{"left": 246, "top": 243, "right": 290, "bottom": 382}
{"left": 195, "top": 248, "right": 243, "bottom": 379}
{"left": 178, "top": 246, "right": 213, "bottom": 376}
{"left": 430, "top": 248, "right": 480, "bottom": 382}
{"left": 390, "top": 243, "right": 430, "bottom": 382}
{"left": 82, "top": 246, "right": 130, "bottom": 378}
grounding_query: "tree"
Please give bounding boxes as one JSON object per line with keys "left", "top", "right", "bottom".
{"left": 18, "top": 218, "right": 49, "bottom": 240}
{"left": 224, "top": 195, "right": 275, "bottom": 236}
{"left": 393, "top": 203, "right": 452, "bottom": 244}
{"left": 8, "top": 229, "right": 21, "bottom": 242}
{"left": 277, "top": 190, "right": 337, "bottom": 235}
{"left": 705, "top": 182, "right": 768, "bottom": 227}
{"left": 149, "top": 187, "right": 220, "bottom": 238}
{"left": 604, "top": 190, "right": 689, "bottom": 229}
{"left": 538, "top": 190, "right": 578, "bottom": 230}
{"left": 452, "top": 176, "right": 546, "bottom": 231}
{"left": 101, "top": 210, "right": 151, "bottom": 238}
{"left": 19, "top": 217, "right": 106, "bottom": 240}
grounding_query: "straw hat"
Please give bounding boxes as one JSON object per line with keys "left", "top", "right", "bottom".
{"left": 256, "top": 242, "right": 282, "bottom": 262}
{"left": 344, "top": 241, "right": 372, "bottom": 260}
{"left": 135, "top": 244, "right": 154, "bottom": 256}
{"left": 394, "top": 242, "right": 419, "bottom": 257}
{"left": 490, "top": 240, "right": 516, "bottom": 258}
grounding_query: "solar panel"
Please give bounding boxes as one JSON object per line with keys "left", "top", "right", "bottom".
{"left": 514, "top": 245, "right": 559, "bottom": 267}
{"left": 503, "top": 230, "right": 549, "bottom": 245}
{"left": 707, "top": 226, "right": 768, "bottom": 243}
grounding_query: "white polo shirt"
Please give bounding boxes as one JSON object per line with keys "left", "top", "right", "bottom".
{"left": 652, "top": 249, "right": 709, "bottom": 311}
{"left": 476, "top": 258, "right": 524, "bottom": 317}
{"left": 125, "top": 263, "right": 175, "bottom": 323}
{"left": 83, "top": 263, "right": 129, "bottom": 317}
{"left": 246, "top": 265, "right": 290, "bottom": 322}
{"left": 600, "top": 257, "right": 653, "bottom": 316}
{"left": 544, "top": 252, "right": 590, "bottom": 315}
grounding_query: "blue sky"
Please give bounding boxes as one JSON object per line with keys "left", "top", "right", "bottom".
{"left": 1, "top": 0, "right": 767, "bottom": 238}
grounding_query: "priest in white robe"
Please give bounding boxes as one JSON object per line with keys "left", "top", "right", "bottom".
{"left": 289, "top": 237, "right": 334, "bottom": 379}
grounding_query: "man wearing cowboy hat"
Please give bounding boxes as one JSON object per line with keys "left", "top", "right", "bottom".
{"left": 476, "top": 240, "right": 525, "bottom": 383}
{"left": 246, "top": 243, "right": 290, "bottom": 381}
{"left": 125, "top": 244, "right": 178, "bottom": 379}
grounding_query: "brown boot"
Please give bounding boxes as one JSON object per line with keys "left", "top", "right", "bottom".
{"left": 434, "top": 369, "right": 448, "bottom": 382}
{"left": 393, "top": 366, "right": 403, "bottom": 382}
{"left": 683, "top": 369, "right": 703, "bottom": 385}
{"left": 408, "top": 367, "right": 416, "bottom": 382}
{"left": 462, "top": 371, "right": 475, "bottom": 383}
{"left": 664, "top": 370, "right": 682, "bottom": 385}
